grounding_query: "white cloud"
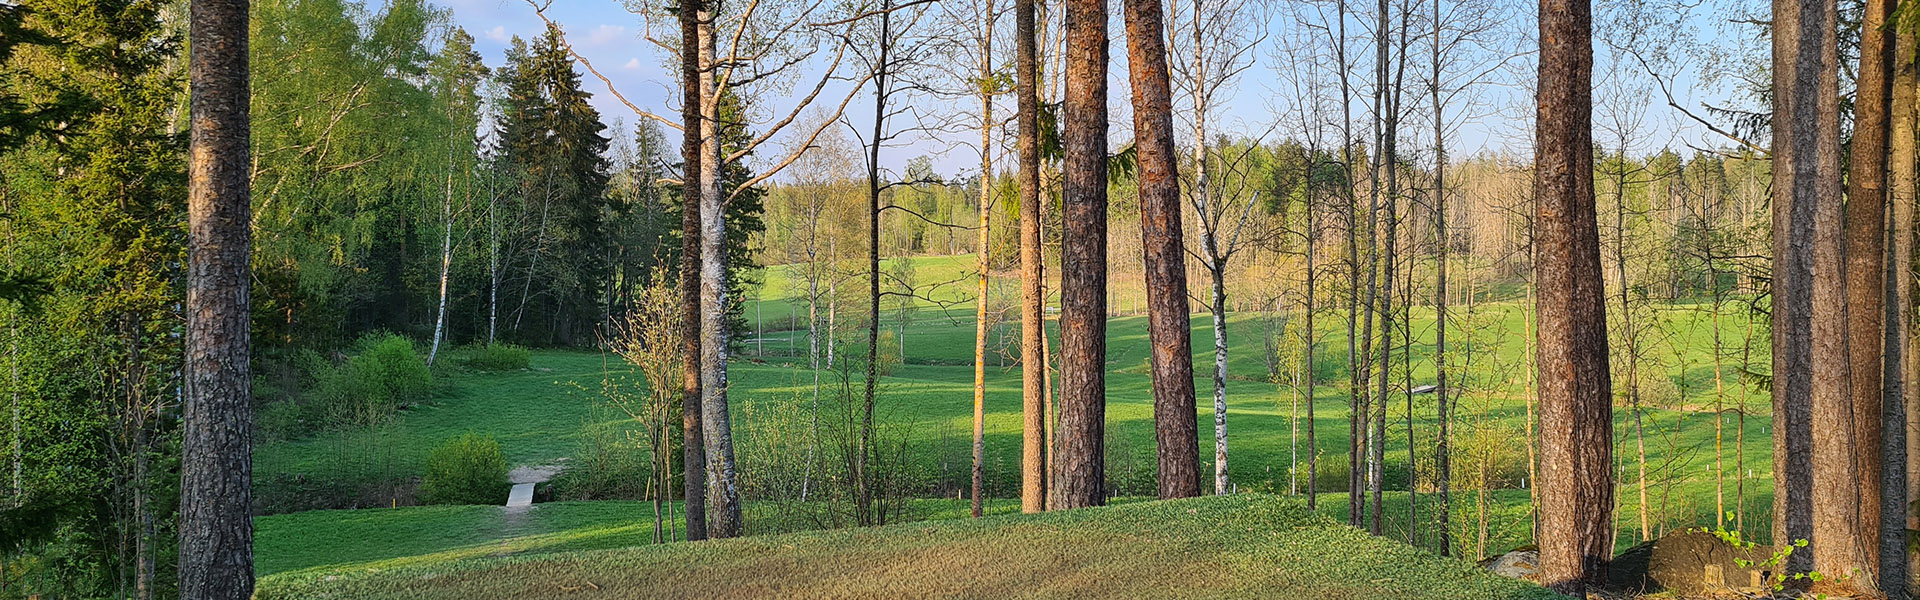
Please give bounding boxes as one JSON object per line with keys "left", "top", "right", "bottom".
{"left": 583, "top": 25, "right": 627, "bottom": 48}
{"left": 484, "top": 26, "right": 508, "bottom": 42}
{"left": 623, "top": 57, "right": 642, "bottom": 70}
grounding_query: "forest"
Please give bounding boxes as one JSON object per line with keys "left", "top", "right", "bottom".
{"left": 0, "top": 0, "right": 1912, "bottom": 597}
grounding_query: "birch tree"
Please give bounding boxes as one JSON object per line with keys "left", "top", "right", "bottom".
{"left": 1167, "top": 0, "right": 1268, "bottom": 495}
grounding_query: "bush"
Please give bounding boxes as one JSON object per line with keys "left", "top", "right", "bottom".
{"left": 314, "top": 333, "right": 433, "bottom": 426}
{"left": 421, "top": 433, "right": 509, "bottom": 505}
{"left": 462, "top": 343, "right": 531, "bottom": 371}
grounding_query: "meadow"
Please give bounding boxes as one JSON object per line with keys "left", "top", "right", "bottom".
{"left": 253, "top": 255, "right": 1777, "bottom": 575}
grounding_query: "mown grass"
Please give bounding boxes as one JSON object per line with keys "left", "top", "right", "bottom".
{"left": 253, "top": 254, "right": 1780, "bottom": 570}
{"left": 254, "top": 497, "right": 1030, "bottom": 576}
{"left": 255, "top": 494, "right": 1564, "bottom": 600}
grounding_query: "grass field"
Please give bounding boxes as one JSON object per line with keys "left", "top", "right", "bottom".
{"left": 254, "top": 494, "right": 1563, "bottom": 599}
{"left": 252, "top": 254, "right": 1781, "bottom": 583}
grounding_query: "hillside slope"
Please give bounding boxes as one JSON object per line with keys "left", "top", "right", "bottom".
{"left": 256, "top": 494, "right": 1562, "bottom": 599}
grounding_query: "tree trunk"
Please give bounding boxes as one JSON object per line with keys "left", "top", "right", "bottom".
{"left": 428, "top": 152, "right": 455, "bottom": 366}
{"left": 1885, "top": 23, "right": 1919, "bottom": 597}
{"left": 1848, "top": 0, "right": 1896, "bottom": 586}
{"left": 180, "top": 1, "right": 256, "bottom": 596}
{"left": 1056, "top": 0, "right": 1109, "bottom": 509}
{"left": 1533, "top": 0, "right": 1614, "bottom": 592}
{"left": 1772, "top": 0, "right": 1859, "bottom": 580}
{"left": 1016, "top": 0, "right": 1048, "bottom": 514}
{"left": 1431, "top": 0, "right": 1451, "bottom": 550}
{"left": 698, "top": 9, "right": 743, "bottom": 538}
{"left": 1306, "top": 185, "right": 1319, "bottom": 511}
{"left": 488, "top": 173, "right": 500, "bottom": 346}
{"left": 858, "top": 0, "right": 894, "bottom": 527}
{"left": 1335, "top": 0, "right": 1364, "bottom": 529}
{"left": 1125, "top": 0, "right": 1200, "bottom": 501}
{"left": 678, "top": 0, "right": 708, "bottom": 542}
{"left": 972, "top": 3, "right": 995, "bottom": 518}
{"left": 1209, "top": 266, "right": 1230, "bottom": 494}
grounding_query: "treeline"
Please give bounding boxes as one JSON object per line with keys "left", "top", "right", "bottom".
{"left": 0, "top": 0, "right": 761, "bottom": 596}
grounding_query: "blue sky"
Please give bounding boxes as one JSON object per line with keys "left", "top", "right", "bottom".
{"left": 439, "top": 0, "right": 1754, "bottom": 181}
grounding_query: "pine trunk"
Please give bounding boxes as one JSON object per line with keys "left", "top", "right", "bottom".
{"left": 1056, "top": 0, "right": 1109, "bottom": 509}
{"left": 180, "top": 0, "right": 256, "bottom": 596}
{"left": 1016, "top": 0, "right": 1049, "bottom": 514}
{"left": 1124, "top": 0, "right": 1200, "bottom": 500}
{"left": 1769, "top": 0, "right": 1820, "bottom": 575}
{"left": 678, "top": 0, "right": 708, "bottom": 541}
{"left": 1533, "top": 0, "right": 1614, "bottom": 592}
{"left": 1848, "top": 0, "right": 1896, "bottom": 587}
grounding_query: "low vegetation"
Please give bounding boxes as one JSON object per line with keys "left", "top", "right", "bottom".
{"left": 254, "top": 494, "right": 1562, "bottom": 599}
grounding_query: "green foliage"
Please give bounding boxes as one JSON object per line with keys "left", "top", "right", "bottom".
{"left": 314, "top": 333, "right": 434, "bottom": 427}
{"left": 461, "top": 343, "right": 531, "bottom": 371}
{"left": 421, "top": 433, "right": 509, "bottom": 506}
{"left": 0, "top": 0, "right": 186, "bottom": 594}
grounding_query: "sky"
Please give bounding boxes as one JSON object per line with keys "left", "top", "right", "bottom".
{"left": 439, "top": 0, "right": 1755, "bottom": 182}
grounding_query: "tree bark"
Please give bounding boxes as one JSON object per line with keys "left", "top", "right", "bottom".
{"left": 1125, "top": 0, "right": 1200, "bottom": 501}
{"left": 678, "top": 0, "right": 708, "bottom": 542}
{"left": 1431, "top": 4, "right": 1450, "bottom": 549}
{"left": 698, "top": 7, "right": 743, "bottom": 538}
{"left": 1885, "top": 23, "right": 1919, "bottom": 598}
{"left": 1533, "top": 0, "right": 1614, "bottom": 592}
{"left": 858, "top": 0, "right": 893, "bottom": 527}
{"left": 972, "top": 0, "right": 996, "bottom": 519}
{"left": 428, "top": 151, "right": 456, "bottom": 366}
{"left": 1773, "top": 0, "right": 1867, "bottom": 583}
{"left": 180, "top": 1, "right": 256, "bottom": 597}
{"left": 1769, "top": 0, "right": 1820, "bottom": 576}
{"left": 1847, "top": 0, "right": 1895, "bottom": 586}
{"left": 1056, "top": 0, "right": 1108, "bottom": 509}
{"left": 1016, "top": 0, "right": 1049, "bottom": 514}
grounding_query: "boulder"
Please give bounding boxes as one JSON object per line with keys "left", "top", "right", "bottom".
{"left": 1644, "top": 530, "right": 1777, "bottom": 596}
{"left": 1480, "top": 549, "right": 1540, "bottom": 581}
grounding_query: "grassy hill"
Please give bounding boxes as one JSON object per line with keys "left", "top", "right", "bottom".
{"left": 254, "top": 494, "right": 1563, "bottom": 600}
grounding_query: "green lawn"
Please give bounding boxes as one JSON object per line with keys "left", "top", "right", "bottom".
{"left": 254, "top": 497, "right": 1030, "bottom": 576}
{"left": 252, "top": 254, "right": 1781, "bottom": 574}
{"left": 254, "top": 494, "right": 1564, "bottom": 600}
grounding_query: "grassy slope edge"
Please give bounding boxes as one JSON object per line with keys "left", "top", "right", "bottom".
{"left": 256, "top": 494, "right": 1563, "bottom": 599}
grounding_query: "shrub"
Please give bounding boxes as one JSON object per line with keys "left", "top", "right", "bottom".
{"left": 462, "top": 343, "right": 531, "bottom": 371}
{"left": 313, "top": 333, "right": 432, "bottom": 427}
{"left": 421, "top": 433, "right": 509, "bottom": 505}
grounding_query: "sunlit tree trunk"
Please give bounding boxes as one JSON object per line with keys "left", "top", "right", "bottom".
{"left": 180, "top": 0, "right": 256, "bottom": 596}
{"left": 1533, "top": 0, "right": 1614, "bottom": 592}
{"left": 678, "top": 0, "right": 708, "bottom": 541}
{"left": 971, "top": 0, "right": 996, "bottom": 517}
{"left": 698, "top": 6, "right": 743, "bottom": 537}
{"left": 1056, "top": 0, "right": 1109, "bottom": 509}
{"left": 1124, "top": 0, "right": 1200, "bottom": 500}
{"left": 1016, "top": 0, "right": 1048, "bottom": 514}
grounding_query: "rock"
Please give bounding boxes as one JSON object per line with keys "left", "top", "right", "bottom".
{"left": 1480, "top": 550, "right": 1540, "bottom": 581}
{"left": 1644, "top": 530, "right": 1777, "bottom": 596}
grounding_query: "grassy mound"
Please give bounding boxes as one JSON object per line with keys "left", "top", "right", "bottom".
{"left": 256, "top": 494, "right": 1561, "bottom": 599}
